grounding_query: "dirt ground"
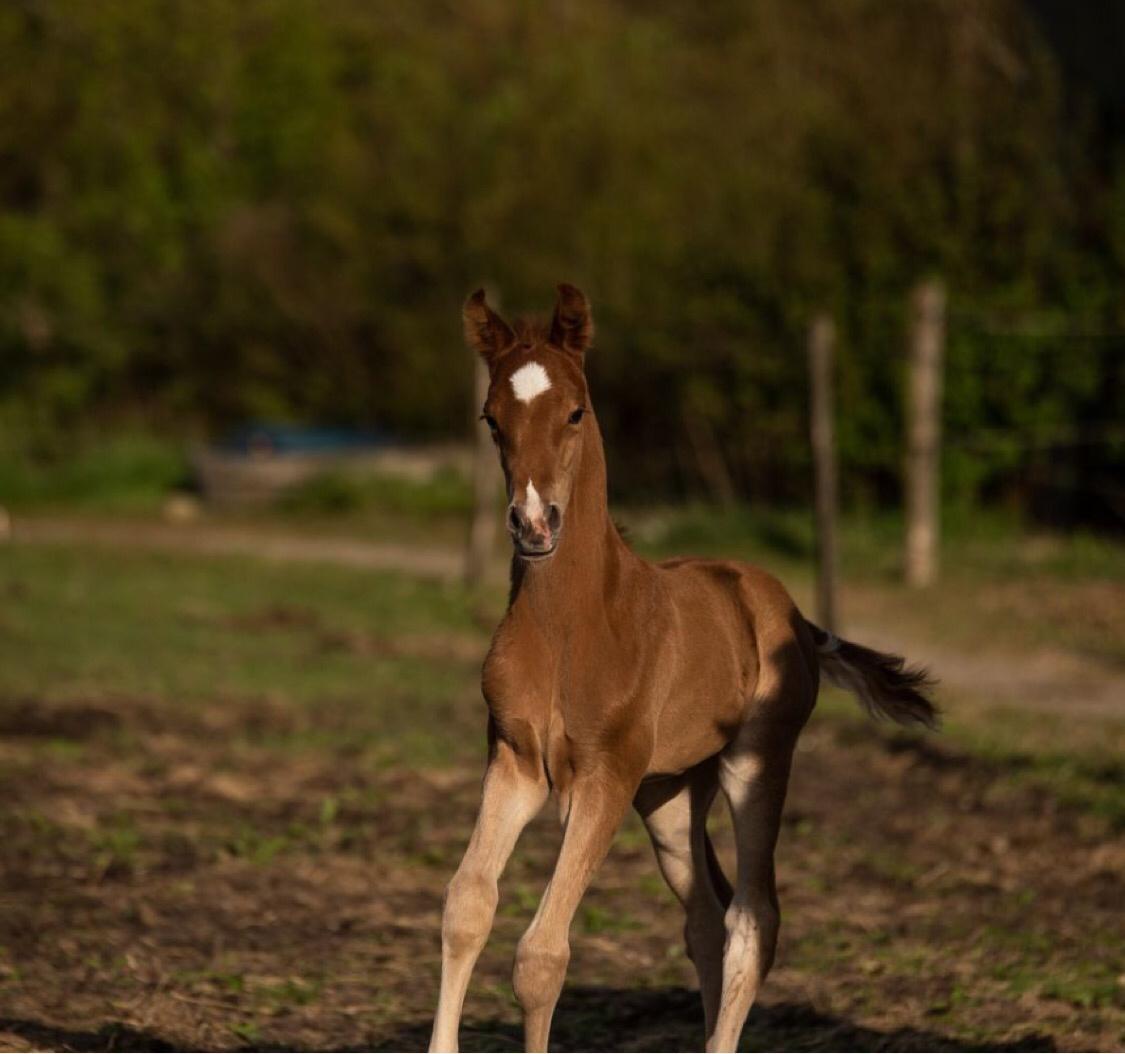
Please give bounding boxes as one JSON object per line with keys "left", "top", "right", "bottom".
{"left": 0, "top": 691, "right": 1121, "bottom": 1052}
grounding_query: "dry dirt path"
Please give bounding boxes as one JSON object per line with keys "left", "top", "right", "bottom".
{"left": 849, "top": 623, "right": 1125, "bottom": 720}
{"left": 11, "top": 515, "right": 466, "bottom": 581}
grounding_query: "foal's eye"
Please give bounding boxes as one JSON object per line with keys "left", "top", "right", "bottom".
{"left": 481, "top": 413, "right": 499, "bottom": 434}
{"left": 568, "top": 408, "right": 586, "bottom": 425}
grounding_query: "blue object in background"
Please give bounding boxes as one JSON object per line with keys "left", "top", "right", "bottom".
{"left": 217, "top": 423, "right": 391, "bottom": 457}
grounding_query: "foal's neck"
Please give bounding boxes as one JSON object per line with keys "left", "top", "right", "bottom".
{"left": 511, "top": 413, "right": 626, "bottom": 622}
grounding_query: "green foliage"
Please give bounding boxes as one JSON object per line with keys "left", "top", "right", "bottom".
{"left": 0, "top": 1, "right": 1121, "bottom": 521}
{"left": 276, "top": 471, "right": 366, "bottom": 515}
{"left": 0, "top": 433, "right": 189, "bottom": 511}
{"left": 626, "top": 502, "right": 1125, "bottom": 583}
{"left": 276, "top": 466, "right": 472, "bottom": 518}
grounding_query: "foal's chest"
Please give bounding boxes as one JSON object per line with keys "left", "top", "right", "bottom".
{"left": 482, "top": 615, "right": 655, "bottom": 747}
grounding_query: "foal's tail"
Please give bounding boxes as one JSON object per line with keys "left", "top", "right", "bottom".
{"left": 806, "top": 621, "right": 939, "bottom": 729}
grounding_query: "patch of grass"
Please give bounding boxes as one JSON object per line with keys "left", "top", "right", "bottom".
{"left": 44, "top": 737, "right": 85, "bottom": 761}
{"left": 225, "top": 827, "right": 291, "bottom": 866}
{"left": 277, "top": 466, "right": 473, "bottom": 520}
{"left": 208, "top": 970, "right": 247, "bottom": 995}
{"left": 170, "top": 966, "right": 247, "bottom": 996}
{"left": 90, "top": 819, "right": 142, "bottom": 876}
{"left": 814, "top": 688, "right": 1125, "bottom": 831}
{"left": 635, "top": 872, "right": 671, "bottom": 898}
{"left": 257, "top": 977, "right": 322, "bottom": 1008}
{"left": 939, "top": 717, "right": 1125, "bottom": 831}
{"left": 318, "top": 794, "right": 338, "bottom": 835}
{"left": 230, "top": 1020, "right": 261, "bottom": 1043}
{"left": 786, "top": 920, "right": 864, "bottom": 972}
{"left": 0, "top": 945, "right": 23, "bottom": 986}
{"left": 0, "top": 540, "right": 489, "bottom": 767}
{"left": 277, "top": 471, "right": 366, "bottom": 514}
{"left": 581, "top": 905, "right": 643, "bottom": 935}
{"left": 860, "top": 848, "right": 924, "bottom": 886}
{"left": 981, "top": 931, "right": 1122, "bottom": 1009}
{"left": 501, "top": 884, "right": 542, "bottom": 917}
{"left": 623, "top": 504, "right": 815, "bottom": 564}
{"left": 622, "top": 502, "right": 1125, "bottom": 583}
{"left": 999, "top": 754, "right": 1125, "bottom": 830}
{"left": 0, "top": 433, "right": 189, "bottom": 513}
{"left": 614, "top": 814, "right": 652, "bottom": 851}
{"left": 1040, "top": 964, "right": 1122, "bottom": 1009}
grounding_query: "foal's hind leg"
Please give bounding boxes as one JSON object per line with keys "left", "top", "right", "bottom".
{"left": 430, "top": 740, "right": 548, "bottom": 1053}
{"left": 634, "top": 761, "right": 728, "bottom": 1042}
{"left": 709, "top": 707, "right": 806, "bottom": 1053}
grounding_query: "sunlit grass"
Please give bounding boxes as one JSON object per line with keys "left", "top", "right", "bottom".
{"left": 0, "top": 540, "right": 492, "bottom": 767}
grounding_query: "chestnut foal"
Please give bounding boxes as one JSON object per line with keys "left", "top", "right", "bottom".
{"left": 430, "top": 286, "right": 936, "bottom": 1053}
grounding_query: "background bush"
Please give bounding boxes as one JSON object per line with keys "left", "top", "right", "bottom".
{"left": 1, "top": 0, "right": 1122, "bottom": 524}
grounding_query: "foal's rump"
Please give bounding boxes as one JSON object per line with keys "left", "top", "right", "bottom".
{"left": 645, "top": 557, "right": 936, "bottom": 770}
{"left": 806, "top": 620, "right": 939, "bottom": 729}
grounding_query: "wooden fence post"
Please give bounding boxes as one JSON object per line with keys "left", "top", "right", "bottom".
{"left": 682, "top": 408, "right": 737, "bottom": 507}
{"left": 464, "top": 356, "right": 497, "bottom": 587}
{"left": 808, "top": 313, "right": 839, "bottom": 632}
{"left": 904, "top": 279, "right": 946, "bottom": 588}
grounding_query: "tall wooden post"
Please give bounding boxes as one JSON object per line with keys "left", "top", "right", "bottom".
{"left": 905, "top": 279, "right": 946, "bottom": 588}
{"left": 808, "top": 313, "right": 839, "bottom": 632}
{"left": 464, "top": 356, "right": 497, "bottom": 587}
{"left": 682, "top": 408, "right": 737, "bottom": 507}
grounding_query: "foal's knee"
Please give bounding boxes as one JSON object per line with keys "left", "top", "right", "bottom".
{"left": 512, "top": 930, "right": 570, "bottom": 1012}
{"left": 442, "top": 869, "right": 497, "bottom": 958}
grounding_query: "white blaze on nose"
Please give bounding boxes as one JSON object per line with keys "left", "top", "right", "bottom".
{"left": 525, "top": 479, "right": 544, "bottom": 522}
{"left": 510, "top": 361, "right": 551, "bottom": 404}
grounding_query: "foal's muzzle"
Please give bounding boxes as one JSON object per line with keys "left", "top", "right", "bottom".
{"left": 508, "top": 501, "right": 563, "bottom": 560}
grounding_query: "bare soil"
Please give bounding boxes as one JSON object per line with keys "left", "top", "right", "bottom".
{"left": 0, "top": 692, "right": 1121, "bottom": 1052}
{"left": 10, "top": 517, "right": 466, "bottom": 581}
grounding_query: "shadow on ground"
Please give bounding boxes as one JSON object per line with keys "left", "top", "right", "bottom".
{"left": 0, "top": 990, "right": 1060, "bottom": 1052}
{"left": 0, "top": 1018, "right": 180, "bottom": 1052}
{"left": 372, "top": 988, "right": 1057, "bottom": 1053}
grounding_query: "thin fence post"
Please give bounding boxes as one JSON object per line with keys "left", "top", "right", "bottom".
{"left": 808, "top": 313, "right": 838, "bottom": 632}
{"left": 682, "top": 408, "right": 737, "bottom": 507}
{"left": 905, "top": 279, "right": 946, "bottom": 588}
{"left": 464, "top": 356, "right": 497, "bottom": 587}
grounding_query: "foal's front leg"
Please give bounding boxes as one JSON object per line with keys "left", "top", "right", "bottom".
{"left": 513, "top": 773, "right": 636, "bottom": 1052}
{"left": 430, "top": 742, "right": 548, "bottom": 1053}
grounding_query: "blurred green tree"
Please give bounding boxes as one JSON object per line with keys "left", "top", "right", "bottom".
{"left": 0, "top": 0, "right": 1120, "bottom": 523}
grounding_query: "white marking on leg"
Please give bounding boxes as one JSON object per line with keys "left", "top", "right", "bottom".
{"left": 525, "top": 479, "right": 544, "bottom": 522}
{"left": 510, "top": 362, "right": 551, "bottom": 403}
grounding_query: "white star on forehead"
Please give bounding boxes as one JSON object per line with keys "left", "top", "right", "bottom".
{"left": 510, "top": 361, "right": 551, "bottom": 404}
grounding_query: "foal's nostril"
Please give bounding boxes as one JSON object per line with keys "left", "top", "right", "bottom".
{"left": 546, "top": 504, "right": 562, "bottom": 532}
{"left": 508, "top": 505, "right": 523, "bottom": 534}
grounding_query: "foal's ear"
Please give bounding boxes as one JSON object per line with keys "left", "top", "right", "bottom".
{"left": 463, "top": 289, "right": 515, "bottom": 366}
{"left": 549, "top": 283, "right": 594, "bottom": 356}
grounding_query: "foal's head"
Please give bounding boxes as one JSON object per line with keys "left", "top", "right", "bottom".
{"left": 463, "top": 284, "right": 595, "bottom": 562}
